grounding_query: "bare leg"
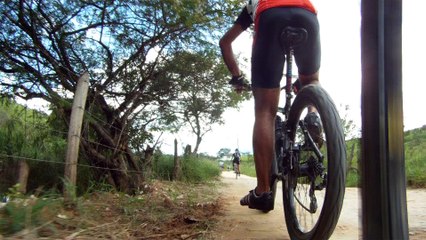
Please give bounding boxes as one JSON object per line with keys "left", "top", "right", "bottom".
{"left": 252, "top": 87, "right": 280, "bottom": 194}
{"left": 299, "top": 71, "right": 319, "bottom": 112}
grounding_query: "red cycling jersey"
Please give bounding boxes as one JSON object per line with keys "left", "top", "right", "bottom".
{"left": 248, "top": 0, "right": 316, "bottom": 28}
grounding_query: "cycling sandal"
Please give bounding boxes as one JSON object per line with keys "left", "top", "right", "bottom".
{"left": 240, "top": 189, "right": 274, "bottom": 212}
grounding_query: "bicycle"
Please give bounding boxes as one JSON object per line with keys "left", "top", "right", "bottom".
{"left": 233, "top": 162, "right": 240, "bottom": 179}
{"left": 268, "top": 27, "right": 347, "bottom": 240}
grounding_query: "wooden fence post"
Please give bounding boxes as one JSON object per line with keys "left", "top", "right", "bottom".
{"left": 173, "top": 138, "right": 181, "bottom": 180}
{"left": 64, "top": 72, "right": 89, "bottom": 206}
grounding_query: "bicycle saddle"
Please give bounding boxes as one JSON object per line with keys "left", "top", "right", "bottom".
{"left": 280, "top": 27, "right": 308, "bottom": 49}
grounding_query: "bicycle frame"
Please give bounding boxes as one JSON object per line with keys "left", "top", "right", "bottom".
{"left": 274, "top": 28, "right": 324, "bottom": 182}
{"left": 273, "top": 27, "right": 346, "bottom": 240}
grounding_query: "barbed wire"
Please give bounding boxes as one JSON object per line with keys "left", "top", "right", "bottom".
{"left": 0, "top": 106, "right": 137, "bottom": 155}
{"left": 0, "top": 153, "right": 144, "bottom": 174}
{"left": 0, "top": 97, "right": 179, "bottom": 163}
{"left": 1, "top": 99, "right": 135, "bottom": 142}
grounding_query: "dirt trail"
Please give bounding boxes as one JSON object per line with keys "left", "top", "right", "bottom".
{"left": 211, "top": 171, "right": 426, "bottom": 240}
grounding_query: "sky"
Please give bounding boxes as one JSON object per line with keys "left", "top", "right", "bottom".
{"left": 169, "top": 0, "right": 426, "bottom": 156}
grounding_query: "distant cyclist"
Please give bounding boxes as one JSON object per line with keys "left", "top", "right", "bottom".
{"left": 232, "top": 149, "right": 241, "bottom": 176}
{"left": 219, "top": 0, "right": 321, "bottom": 212}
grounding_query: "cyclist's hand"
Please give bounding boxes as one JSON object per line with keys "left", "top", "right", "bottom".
{"left": 229, "top": 74, "right": 251, "bottom": 93}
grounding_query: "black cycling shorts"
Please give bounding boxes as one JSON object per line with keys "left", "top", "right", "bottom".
{"left": 251, "top": 7, "right": 321, "bottom": 89}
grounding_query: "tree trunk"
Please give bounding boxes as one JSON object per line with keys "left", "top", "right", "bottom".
{"left": 184, "top": 144, "right": 192, "bottom": 156}
{"left": 143, "top": 145, "right": 154, "bottom": 180}
{"left": 192, "top": 135, "right": 202, "bottom": 155}
{"left": 75, "top": 93, "right": 144, "bottom": 194}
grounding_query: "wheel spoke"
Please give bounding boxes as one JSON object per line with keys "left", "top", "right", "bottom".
{"left": 281, "top": 85, "right": 346, "bottom": 239}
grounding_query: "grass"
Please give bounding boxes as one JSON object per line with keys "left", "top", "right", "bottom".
{"left": 0, "top": 154, "right": 224, "bottom": 238}
{"left": 0, "top": 193, "right": 62, "bottom": 235}
{"left": 0, "top": 180, "right": 223, "bottom": 238}
{"left": 220, "top": 155, "right": 256, "bottom": 178}
{"left": 235, "top": 126, "right": 426, "bottom": 188}
{"left": 406, "top": 155, "right": 426, "bottom": 187}
{"left": 153, "top": 154, "right": 222, "bottom": 182}
{"left": 346, "top": 170, "right": 360, "bottom": 187}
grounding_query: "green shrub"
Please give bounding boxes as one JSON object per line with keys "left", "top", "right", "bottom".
{"left": 153, "top": 154, "right": 221, "bottom": 182}
{"left": 153, "top": 155, "right": 175, "bottom": 180}
{"left": 0, "top": 186, "right": 61, "bottom": 235}
{"left": 406, "top": 155, "right": 426, "bottom": 187}
{"left": 345, "top": 170, "right": 360, "bottom": 187}
{"left": 239, "top": 155, "right": 256, "bottom": 177}
{"left": 181, "top": 156, "right": 221, "bottom": 182}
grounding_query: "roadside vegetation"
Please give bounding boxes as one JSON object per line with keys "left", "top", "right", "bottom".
{"left": 0, "top": 178, "right": 223, "bottom": 239}
{"left": 1, "top": 1, "right": 422, "bottom": 238}
{"left": 1, "top": 98, "right": 426, "bottom": 238}
{"left": 0, "top": 99, "right": 225, "bottom": 238}
{"left": 235, "top": 127, "right": 426, "bottom": 188}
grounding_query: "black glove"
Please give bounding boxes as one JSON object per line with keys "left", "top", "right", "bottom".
{"left": 228, "top": 74, "right": 251, "bottom": 91}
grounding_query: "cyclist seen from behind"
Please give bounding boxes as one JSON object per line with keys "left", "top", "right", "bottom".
{"left": 232, "top": 148, "right": 241, "bottom": 176}
{"left": 219, "top": 0, "right": 322, "bottom": 212}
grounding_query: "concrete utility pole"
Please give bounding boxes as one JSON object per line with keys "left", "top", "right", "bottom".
{"left": 361, "top": 0, "right": 408, "bottom": 239}
{"left": 64, "top": 72, "right": 89, "bottom": 205}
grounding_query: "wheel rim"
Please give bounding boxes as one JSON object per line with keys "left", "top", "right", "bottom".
{"left": 288, "top": 105, "right": 328, "bottom": 234}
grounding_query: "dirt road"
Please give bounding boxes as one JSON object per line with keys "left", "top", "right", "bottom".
{"left": 211, "top": 171, "right": 426, "bottom": 240}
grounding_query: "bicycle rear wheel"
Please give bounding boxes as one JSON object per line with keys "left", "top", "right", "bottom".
{"left": 283, "top": 84, "right": 346, "bottom": 240}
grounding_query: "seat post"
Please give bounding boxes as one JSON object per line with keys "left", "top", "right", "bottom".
{"left": 280, "top": 27, "right": 307, "bottom": 118}
{"left": 284, "top": 47, "right": 294, "bottom": 119}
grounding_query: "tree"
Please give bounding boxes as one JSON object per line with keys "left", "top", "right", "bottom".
{"left": 338, "top": 104, "right": 360, "bottom": 176}
{"left": 157, "top": 50, "right": 250, "bottom": 154}
{"left": 339, "top": 104, "right": 359, "bottom": 140}
{"left": 217, "top": 148, "right": 231, "bottom": 158}
{"left": 0, "top": 98, "right": 67, "bottom": 193}
{"left": 0, "top": 0, "right": 241, "bottom": 192}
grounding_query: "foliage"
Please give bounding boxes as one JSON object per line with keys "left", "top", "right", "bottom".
{"left": 346, "top": 170, "right": 360, "bottom": 187}
{"left": 217, "top": 148, "right": 231, "bottom": 158}
{"left": 339, "top": 104, "right": 360, "bottom": 140}
{"left": 153, "top": 154, "right": 221, "bottom": 182}
{"left": 234, "top": 125, "right": 426, "bottom": 188}
{"left": 0, "top": 188, "right": 62, "bottom": 235}
{"left": 0, "top": 0, "right": 244, "bottom": 191}
{"left": 153, "top": 154, "right": 175, "bottom": 181}
{"left": 181, "top": 156, "right": 221, "bottom": 182}
{"left": 0, "top": 180, "right": 222, "bottom": 238}
{"left": 404, "top": 126, "right": 426, "bottom": 187}
{"left": 220, "top": 154, "right": 256, "bottom": 177}
{"left": 155, "top": 49, "right": 250, "bottom": 154}
{"left": 0, "top": 98, "right": 67, "bottom": 193}
{"left": 344, "top": 126, "right": 426, "bottom": 187}
{"left": 238, "top": 154, "right": 256, "bottom": 177}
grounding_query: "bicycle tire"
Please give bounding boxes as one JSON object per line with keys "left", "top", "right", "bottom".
{"left": 283, "top": 84, "right": 346, "bottom": 240}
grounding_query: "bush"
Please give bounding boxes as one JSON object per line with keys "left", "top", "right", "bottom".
{"left": 181, "top": 156, "right": 221, "bottom": 182}
{"left": 153, "top": 155, "right": 175, "bottom": 180}
{"left": 0, "top": 185, "right": 61, "bottom": 235}
{"left": 239, "top": 155, "right": 256, "bottom": 177}
{"left": 153, "top": 154, "right": 221, "bottom": 182}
